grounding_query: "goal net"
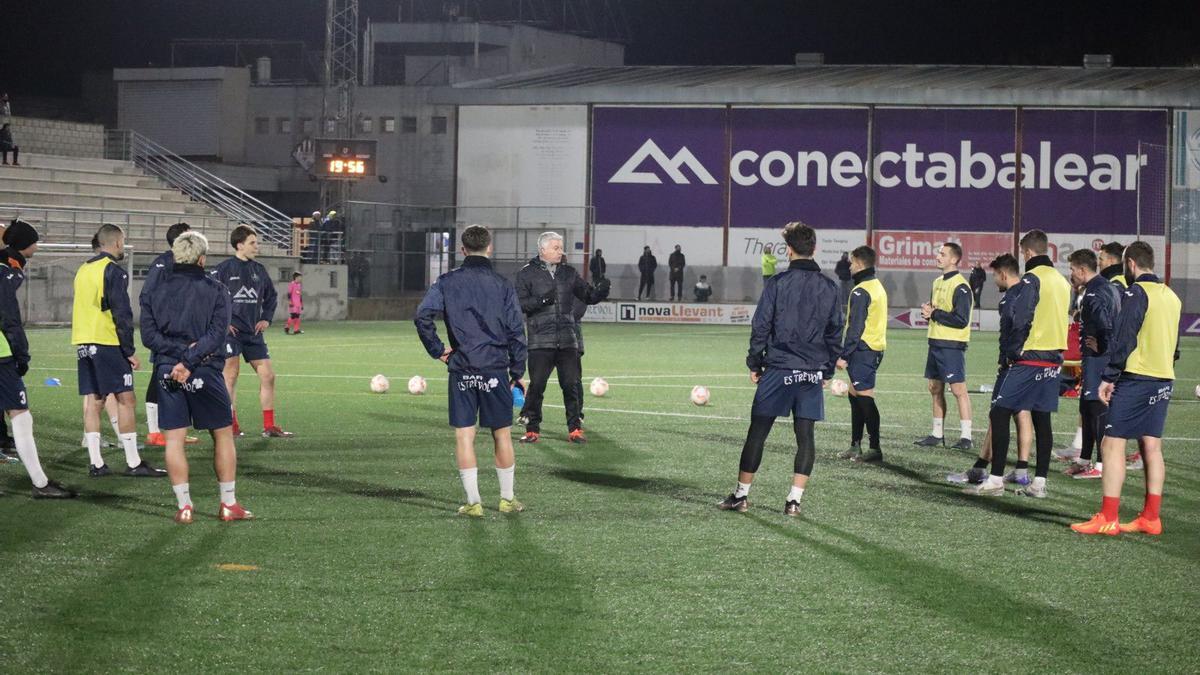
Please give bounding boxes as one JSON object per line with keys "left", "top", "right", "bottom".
{"left": 20, "top": 243, "right": 135, "bottom": 326}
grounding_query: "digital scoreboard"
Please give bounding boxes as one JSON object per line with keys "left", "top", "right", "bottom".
{"left": 314, "top": 139, "right": 377, "bottom": 179}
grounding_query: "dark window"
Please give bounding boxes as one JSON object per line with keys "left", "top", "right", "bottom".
{"left": 277, "top": 118, "right": 292, "bottom": 134}
{"left": 254, "top": 117, "right": 270, "bottom": 134}
{"left": 401, "top": 116, "right": 417, "bottom": 133}
{"left": 431, "top": 116, "right": 448, "bottom": 134}
{"left": 300, "top": 117, "right": 313, "bottom": 134}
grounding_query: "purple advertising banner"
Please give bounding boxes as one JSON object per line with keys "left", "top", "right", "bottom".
{"left": 591, "top": 107, "right": 726, "bottom": 227}
{"left": 589, "top": 106, "right": 1169, "bottom": 237}
{"left": 873, "top": 108, "right": 1016, "bottom": 233}
{"left": 729, "top": 107, "right": 868, "bottom": 229}
{"left": 1020, "top": 109, "right": 1168, "bottom": 235}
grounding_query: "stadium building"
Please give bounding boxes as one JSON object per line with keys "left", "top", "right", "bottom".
{"left": 106, "top": 19, "right": 1200, "bottom": 319}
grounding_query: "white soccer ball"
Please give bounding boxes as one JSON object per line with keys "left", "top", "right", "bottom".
{"left": 407, "top": 375, "right": 427, "bottom": 395}
{"left": 830, "top": 379, "right": 849, "bottom": 397}
{"left": 1195, "top": 384, "right": 1200, "bottom": 400}
{"left": 690, "top": 385, "right": 711, "bottom": 406}
{"left": 590, "top": 377, "right": 609, "bottom": 397}
{"left": 369, "top": 374, "right": 390, "bottom": 394}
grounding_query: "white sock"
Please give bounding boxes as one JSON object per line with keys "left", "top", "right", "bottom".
{"left": 85, "top": 431, "right": 104, "bottom": 468}
{"left": 985, "top": 475, "right": 1004, "bottom": 487}
{"left": 496, "top": 464, "right": 515, "bottom": 501}
{"left": 786, "top": 486, "right": 805, "bottom": 503}
{"left": 1032, "top": 476, "right": 1046, "bottom": 488}
{"left": 1095, "top": 461, "right": 1103, "bottom": 472}
{"left": 734, "top": 481, "right": 751, "bottom": 498}
{"left": 146, "top": 402, "right": 160, "bottom": 434}
{"left": 219, "top": 481, "right": 236, "bottom": 505}
{"left": 173, "top": 482, "right": 193, "bottom": 509}
{"left": 109, "top": 416, "right": 121, "bottom": 441}
{"left": 12, "top": 413, "right": 48, "bottom": 489}
{"left": 1072, "top": 427, "right": 1083, "bottom": 450}
{"left": 1073, "top": 457, "right": 1089, "bottom": 466}
{"left": 960, "top": 420, "right": 972, "bottom": 439}
{"left": 932, "top": 418, "right": 944, "bottom": 438}
{"left": 1015, "top": 467, "right": 1029, "bottom": 477}
{"left": 119, "top": 432, "right": 141, "bottom": 469}
{"left": 459, "top": 468, "right": 480, "bottom": 505}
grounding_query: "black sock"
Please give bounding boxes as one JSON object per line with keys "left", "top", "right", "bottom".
{"left": 849, "top": 396, "right": 864, "bottom": 445}
{"left": 793, "top": 417, "right": 816, "bottom": 476}
{"left": 989, "top": 406, "right": 1015, "bottom": 477}
{"left": 1032, "top": 411, "right": 1053, "bottom": 478}
{"left": 1015, "top": 460, "right": 1029, "bottom": 470}
{"left": 972, "top": 458, "right": 989, "bottom": 470}
{"left": 738, "top": 416, "right": 776, "bottom": 474}
{"left": 860, "top": 396, "right": 882, "bottom": 449}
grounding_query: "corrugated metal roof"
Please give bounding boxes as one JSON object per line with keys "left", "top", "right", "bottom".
{"left": 436, "top": 64, "right": 1200, "bottom": 107}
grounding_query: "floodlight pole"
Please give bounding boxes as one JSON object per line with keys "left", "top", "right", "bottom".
{"left": 321, "top": 0, "right": 359, "bottom": 213}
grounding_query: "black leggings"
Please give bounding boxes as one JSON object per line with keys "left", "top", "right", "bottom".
{"left": 989, "top": 406, "right": 1053, "bottom": 478}
{"left": 849, "top": 395, "right": 881, "bottom": 448}
{"left": 1079, "top": 399, "right": 1107, "bottom": 462}
{"left": 738, "top": 415, "right": 816, "bottom": 476}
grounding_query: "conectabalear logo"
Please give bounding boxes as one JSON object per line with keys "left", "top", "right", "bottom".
{"left": 609, "top": 139, "right": 719, "bottom": 185}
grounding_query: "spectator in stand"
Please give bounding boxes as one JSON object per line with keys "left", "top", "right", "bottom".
{"left": 969, "top": 262, "right": 986, "bottom": 311}
{"left": 638, "top": 246, "right": 657, "bottom": 300}
{"left": 694, "top": 275, "right": 713, "bottom": 303}
{"left": 835, "top": 252, "right": 853, "bottom": 313}
{"left": 1, "top": 123, "right": 20, "bottom": 166}
{"left": 1, "top": 93, "right": 10, "bottom": 117}
{"left": 668, "top": 245, "right": 686, "bottom": 301}
{"left": 589, "top": 248, "right": 606, "bottom": 281}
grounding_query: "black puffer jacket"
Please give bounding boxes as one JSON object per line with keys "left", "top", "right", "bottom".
{"left": 516, "top": 256, "right": 610, "bottom": 350}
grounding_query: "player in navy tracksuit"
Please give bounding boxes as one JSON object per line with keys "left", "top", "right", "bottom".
{"left": 718, "top": 222, "right": 842, "bottom": 517}
{"left": 140, "top": 222, "right": 192, "bottom": 447}
{"left": 1064, "top": 248, "right": 1118, "bottom": 478}
{"left": 415, "top": 225, "right": 529, "bottom": 516}
{"left": 210, "top": 225, "right": 291, "bottom": 438}
{"left": 142, "top": 231, "right": 252, "bottom": 523}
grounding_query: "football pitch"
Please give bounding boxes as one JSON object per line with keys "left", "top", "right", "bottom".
{"left": 2, "top": 322, "right": 1198, "bottom": 672}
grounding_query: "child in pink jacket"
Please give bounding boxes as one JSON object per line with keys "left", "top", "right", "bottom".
{"left": 285, "top": 272, "right": 303, "bottom": 334}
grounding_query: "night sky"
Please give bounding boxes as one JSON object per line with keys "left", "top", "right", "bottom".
{"left": 3, "top": 0, "right": 1198, "bottom": 97}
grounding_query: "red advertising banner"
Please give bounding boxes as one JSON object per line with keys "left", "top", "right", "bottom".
{"left": 873, "top": 230, "right": 1012, "bottom": 270}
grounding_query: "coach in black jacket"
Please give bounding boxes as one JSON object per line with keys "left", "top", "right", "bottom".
{"left": 515, "top": 233, "right": 610, "bottom": 443}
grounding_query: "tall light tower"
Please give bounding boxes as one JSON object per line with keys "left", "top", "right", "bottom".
{"left": 321, "top": 0, "right": 359, "bottom": 210}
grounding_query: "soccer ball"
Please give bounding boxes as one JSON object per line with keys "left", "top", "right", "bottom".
{"left": 1195, "top": 384, "right": 1200, "bottom": 400}
{"left": 407, "top": 375, "right": 427, "bottom": 395}
{"left": 590, "top": 377, "right": 609, "bottom": 397}
{"left": 369, "top": 374, "right": 390, "bottom": 394}
{"left": 690, "top": 385, "right": 710, "bottom": 406}
{"left": 830, "top": 379, "right": 849, "bottom": 397}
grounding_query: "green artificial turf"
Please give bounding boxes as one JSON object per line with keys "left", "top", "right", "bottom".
{"left": 2, "top": 322, "right": 1198, "bottom": 672}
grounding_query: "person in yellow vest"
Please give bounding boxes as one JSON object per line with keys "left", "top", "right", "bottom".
{"left": 835, "top": 245, "right": 887, "bottom": 463}
{"left": 0, "top": 220, "right": 75, "bottom": 497}
{"left": 915, "top": 242, "right": 973, "bottom": 450}
{"left": 760, "top": 248, "right": 777, "bottom": 284}
{"left": 965, "top": 230, "right": 1070, "bottom": 499}
{"left": 1099, "top": 240, "right": 1146, "bottom": 472}
{"left": 1072, "top": 241, "right": 1180, "bottom": 536}
{"left": 72, "top": 223, "right": 165, "bottom": 478}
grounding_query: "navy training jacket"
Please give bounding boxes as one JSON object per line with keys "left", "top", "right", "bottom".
{"left": 747, "top": 258, "right": 843, "bottom": 378}
{"left": 414, "top": 256, "right": 528, "bottom": 381}
{"left": 210, "top": 256, "right": 277, "bottom": 332}
{"left": 140, "top": 263, "right": 232, "bottom": 370}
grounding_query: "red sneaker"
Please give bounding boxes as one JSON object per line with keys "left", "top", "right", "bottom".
{"left": 568, "top": 429, "right": 587, "bottom": 444}
{"left": 146, "top": 432, "right": 166, "bottom": 447}
{"left": 1071, "top": 466, "right": 1103, "bottom": 480}
{"left": 518, "top": 431, "right": 540, "bottom": 444}
{"left": 218, "top": 502, "right": 255, "bottom": 522}
{"left": 1070, "top": 513, "right": 1120, "bottom": 536}
{"left": 1119, "top": 513, "right": 1162, "bottom": 535}
{"left": 262, "top": 425, "right": 294, "bottom": 438}
{"left": 174, "top": 505, "right": 194, "bottom": 524}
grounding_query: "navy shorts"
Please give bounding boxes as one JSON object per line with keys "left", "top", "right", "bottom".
{"left": 155, "top": 362, "right": 234, "bottom": 431}
{"left": 0, "top": 360, "right": 29, "bottom": 410}
{"left": 924, "top": 346, "right": 966, "bottom": 384}
{"left": 76, "top": 344, "right": 133, "bottom": 397}
{"left": 751, "top": 368, "right": 825, "bottom": 421}
{"left": 226, "top": 330, "right": 271, "bottom": 362}
{"left": 846, "top": 350, "right": 883, "bottom": 391}
{"left": 448, "top": 369, "right": 514, "bottom": 430}
{"left": 1106, "top": 378, "right": 1172, "bottom": 439}
{"left": 1080, "top": 355, "right": 1106, "bottom": 402}
{"left": 991, "top": 363, "right": 1060, "bottom": 413}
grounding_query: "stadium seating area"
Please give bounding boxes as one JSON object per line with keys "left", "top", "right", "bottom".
{"left": 0, "top": 152, "right": 268, "bottom": 256}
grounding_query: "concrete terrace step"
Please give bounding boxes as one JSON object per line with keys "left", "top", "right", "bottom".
{"left": 0, "top": 189, "right": 206, "bottom": 214}
{"left": 0, "top": 163, "right": 157, "bottom": 189}
{"left": 0, "top": 175, "right": 192, "bottom": 201}
{"left": 21, "top": 153, "right": 141, "bottom": 174}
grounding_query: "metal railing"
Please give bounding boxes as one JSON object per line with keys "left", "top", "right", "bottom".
{"left": 105, "top": 129, "right": 294, "bottom": 251}
{"left": 0, "top": 203, "right": 248, "bottom": 255}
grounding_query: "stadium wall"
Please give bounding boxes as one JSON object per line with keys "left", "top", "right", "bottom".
{"left": 4, "top": 115, "right": 104, "bottom": 158}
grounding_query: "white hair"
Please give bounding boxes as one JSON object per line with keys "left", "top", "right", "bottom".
{"left": 537, "top": 231, "right": 564, "bottom": 252}
{"left": 172, "top": 231, "right": 210, "bottom": 265}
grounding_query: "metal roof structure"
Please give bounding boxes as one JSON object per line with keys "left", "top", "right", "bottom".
{"left": 437, "top": 64, "right": 1200, "bottom": 107}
